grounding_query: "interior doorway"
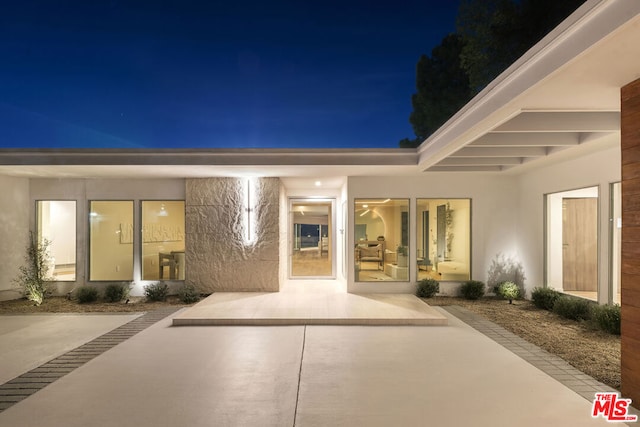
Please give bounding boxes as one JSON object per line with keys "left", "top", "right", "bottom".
{"left": 290, "top": 199, "right": 334, "bottom": 278}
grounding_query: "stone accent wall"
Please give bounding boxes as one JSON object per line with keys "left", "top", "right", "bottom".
{"left": 621, "top": 78, "right": 640, "bottom": 407}
{"left": 185, "top": 178, "right": 280, "bottom": 292}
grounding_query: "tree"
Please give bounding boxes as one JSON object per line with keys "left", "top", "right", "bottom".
{"left": 457, "top": 0, "right": 586, "bottom": 94}
{"left": 457, "top": 0, "right": 522, "bottom": 93}
{"left": 400, "top": 0, "right": 585, "bottom": 147}
{"left": 403, "top": 34, "right": 470, "bottom": 148}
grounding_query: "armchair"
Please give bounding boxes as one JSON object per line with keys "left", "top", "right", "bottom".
{"left": 356, "top": 241, "right": 385, "bottom": 270}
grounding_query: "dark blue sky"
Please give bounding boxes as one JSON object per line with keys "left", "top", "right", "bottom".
{"left": 0, "top": 1, "right": 459, "bottom": 149}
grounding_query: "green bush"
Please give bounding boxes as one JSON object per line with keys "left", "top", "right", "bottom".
{"left": 531, "top": 287, "right": 562, "bottom": 310}
{"left": 14, "top": 232, "right": 52, "bottom": 306}
{"left": 144, "top": 282, "right": 169, "bottom": 302}
{"left": 104, "top": 283, "right": 130, "bottom": 303}
{"left": 178, "top": 284, "right": 201, "bottom": 304}
{"left": 76, "top": 286, "right": 99, "bottom": 304}
{"left": 459, "top": 280, "right": 485, "bottom": 300}
{"left": 552, "top": 296, "right": 592, "bottom": 321}
{"left": 591, "top": 304, "right": 621, "bottom": 335}
{"left": 416, "top": 278, "right": 439, "bottom": 298}
{"left": 496, "top": 281, "right": 520, "bottom": 303}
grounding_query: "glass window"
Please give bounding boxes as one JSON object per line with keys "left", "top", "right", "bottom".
{"left": 354, "top": 198, "right": 409, "bottom": 282}
{"left": 37, "top": 201, "right": 76, "bottom": 281}
{"left": 141, "top": 201, "right": 186, "bottom": 280}
{"left": 416, "top": 199, "right": 471, "bottom": 282}
{"left": 89, "top": 201, "right": 134, "bottom": 281}
{"left": 545, "top": 187, "right": 599, "bottom": 301}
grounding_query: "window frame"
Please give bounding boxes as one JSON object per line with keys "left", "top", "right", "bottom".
{"left": 415, "top": 198, "right": 472, "bottom": 282}
{"left": 354, "top": 197, "right": 410, "bottom": 283}
{"left": 36, "top": 199, "right": 77, "bottom": 282}
{"left": 88, "top": 200, "right": 135, "bottom": 282}
{"left": 140, "top": 199, "right": 186, "bottom": 281}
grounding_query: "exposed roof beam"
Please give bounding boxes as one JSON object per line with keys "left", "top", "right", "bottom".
{"left": 417, "top": 1, "right": 639, "bottom": 171}
{"left": 426, "top": 165, "right": 507, "bottom": 172}
{"left": 436, "top": 157, "right": 523, "bottom": 166}
{"left": 469, "top": 132, "right": 580, "bottom": 147}
{"left": 492, "top": 111, "right": 619, "bottom": 133}
{"left": 451, "top": 147, "right": 547, "bottom": 157}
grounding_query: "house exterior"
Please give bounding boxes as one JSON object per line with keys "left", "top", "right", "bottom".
{"left": 0, "top": 0, "right": 639, "bottom": 404}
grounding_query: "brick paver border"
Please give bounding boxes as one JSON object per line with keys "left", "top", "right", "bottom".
{"left": 2, "top": 305, "right": 638, "bottom": 419}
{"left": 441, "top": 305, "right": 640, "bottom": 418}
{"left": 0, "top": 307, "right": 182, "bottom": 413}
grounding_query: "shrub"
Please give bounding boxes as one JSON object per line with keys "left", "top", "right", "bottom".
{"left": 144, "top": 282, "right": 169, "bottom": 302}
{"left": 552, "top": 296, "right": 592, "bottom": 321}
{"left": 591, "top": 304, "right": 621, "bottom": 335}
{"left": 459, "top": 280, "right": 485, "bottom": 300}
{"left": 76, "top": 286, "right": 99, "bottom": 304}
{"left": 13, "top": 232, "right": 52, "bottom": 306}
{"left": 179, "top": 284, "right": 201, "bottom": 304}
{"left": 416, "top": 278, "right": 439, "bottom": 298}
{"left": 496, "top": 281, "right": 520, "bottom": 303}
{"left": 104, "top": 283, "right": 130, "bottom": 303}
{"left": 531, "top": 287, "right": 562, "bottom": 310}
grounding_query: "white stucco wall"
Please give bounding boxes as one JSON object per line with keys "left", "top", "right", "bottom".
{"left": 1, "top": 140, "right": 621, "bottom": 301}
{"left": 0, "top": 176, "right": 30, "bottom": 301}
{"left": 516, "top": 141, "right": 620, "bottom": 303}
{"left": 347, "top": 173, "right": 519, "bottom": 294}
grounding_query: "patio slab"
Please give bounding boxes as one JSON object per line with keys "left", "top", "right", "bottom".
{"left": 0, "top": 308, "right": 621, "bottom": 426}
{"left": 173, "top": 284, "right": 447, "bottom": 326}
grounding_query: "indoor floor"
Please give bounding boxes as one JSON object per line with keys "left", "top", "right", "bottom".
{"left": 291, "top": 249, "right": 332, "bottom": 277}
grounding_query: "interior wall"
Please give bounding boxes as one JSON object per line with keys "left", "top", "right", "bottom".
{"left": 89, "top": 201, "right": 134, "bottom": 281}
{"left": 348, "top": 173, "right": 518, "bottom": 294}
{"left": 0, "top": 176, "right": 29, "bottom": 301}
{"left": 141, "top": 201, "right": 185, "bottom": 280}
{"left": 46, "top": 201, "right": 77, "bottom": 266}
{"left": 517, "top": 141, "right": 620, "bottom": 302}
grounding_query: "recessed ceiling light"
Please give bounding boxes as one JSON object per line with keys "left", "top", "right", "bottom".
{"left": 315, "top": 181, "right": 321, "bottom": 187}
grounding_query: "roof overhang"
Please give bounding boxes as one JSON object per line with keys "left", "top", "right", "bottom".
{"left": 0, "top": 148, "right": 420, "bottom": 183}
{"left": 418, "top": 0, "right": 640, "bottom": 173}
{"left": 0, "top": 0, "right": 638, "bottom": 180}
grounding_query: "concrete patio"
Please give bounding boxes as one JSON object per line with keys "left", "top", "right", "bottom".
{"left": 173, "top": 281, "right": 447, "bottom": 326}
{"left": 0, "top": 290, "right": 629, "bottom": 426}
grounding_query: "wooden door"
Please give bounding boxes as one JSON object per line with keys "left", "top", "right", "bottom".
{"left": 562, "top": 198, "right": 597, "bottom": 291}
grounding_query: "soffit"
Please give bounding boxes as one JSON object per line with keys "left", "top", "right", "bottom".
{"left": 0, "top": 149, "right": 421, "bottom": 189}
{"left": 419, "top": 0, "right": 640, "bottom": 173}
